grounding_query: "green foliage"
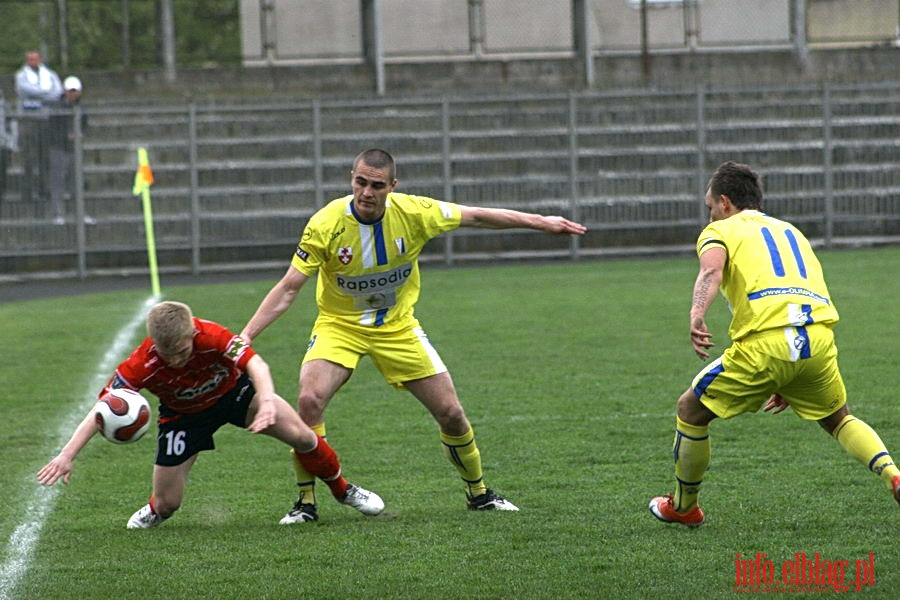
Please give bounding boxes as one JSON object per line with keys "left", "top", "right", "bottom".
{"left": 0, "top": 2, "right": 50, "bottom": 74}
{"left": 1, "top": 250, "right": 898, "bottom": 599}
{"left": 172, "top": 0, "right": 241, "bottom": 67}
{"left": 0, "top": 0, "right": 240, "bottom": 74}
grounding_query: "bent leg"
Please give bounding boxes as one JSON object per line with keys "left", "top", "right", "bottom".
{"left": 822, "top": 405, "right": 900, "bottom": 499}
{"left": 298, "top": 359, "right": 351, "bottom": 425}
{"left": 151, "top": 455, "right": 197, "bottom": 518}
{"left": 672, "top": 388, "right": 714, "bottom": 512}
{"left": 287, "top": 359, "right": 352, "bottom": 505}
{"left": 405, "top": 372, "right": 487, "bottom": 497}
{"left": 254, "top": 393, "right": 350, "bottom": 499}
{"left": 404, "top": 371, "right": 469, "bottom": 434}
{"left": 662, "top": 343, "right": 774, "bottom": 518}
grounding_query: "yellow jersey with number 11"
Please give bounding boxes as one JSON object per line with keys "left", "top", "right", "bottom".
{"left": 696, "top": 209, "right": 839, "bottom": 343}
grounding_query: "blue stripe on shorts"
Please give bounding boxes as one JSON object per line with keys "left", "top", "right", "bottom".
{"left": 796, "top": 325, "right": 811, "bottom": 359}
{"left": 693, "top": 358, "right": 725, "bottom": 399}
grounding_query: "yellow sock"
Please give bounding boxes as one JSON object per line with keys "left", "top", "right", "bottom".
{"left": 440, "top": 426, "right": 486, "bottom": 498}
{"left": 833, "top": 415, "right": 900, "bottom": 487}
{"left": 291, "top": 422, "right": 327, "bottom": 505}
{"left": 672, "top": 417, "right": 710, "bottom": 512}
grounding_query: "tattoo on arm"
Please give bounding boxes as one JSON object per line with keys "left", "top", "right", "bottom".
{"left": 692, "top": 271, "right": 714, "bottom": 311}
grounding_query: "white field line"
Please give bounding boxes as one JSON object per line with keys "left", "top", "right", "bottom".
{"left": 0, "top": 295, "right": 159, "bottom": 600}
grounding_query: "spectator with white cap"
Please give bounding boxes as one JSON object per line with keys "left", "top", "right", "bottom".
{"left": 48, "top": 75, "right": 87, "bottom": 223}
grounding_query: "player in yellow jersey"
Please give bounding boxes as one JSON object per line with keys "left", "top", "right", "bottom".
{"left": 242, "top": 148, "right": 586, "bottom": 522}
{"left": 649, "top": 161, "right": 900, "bottom": 527}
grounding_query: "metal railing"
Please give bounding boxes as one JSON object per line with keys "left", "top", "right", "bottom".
{"left": 0, "top": 81, "right": 898, "bottom": 281}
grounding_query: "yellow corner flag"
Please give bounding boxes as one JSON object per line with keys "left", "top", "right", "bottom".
{"left": 132, "top": 147, "right": 155, "bottom": 195}
{"left": 132, "top": 147, "right": 161, "bottom": 297}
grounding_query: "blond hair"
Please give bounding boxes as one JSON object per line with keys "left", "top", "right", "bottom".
{"left": 147, "top": 301, "right": 194, "bottom": 352}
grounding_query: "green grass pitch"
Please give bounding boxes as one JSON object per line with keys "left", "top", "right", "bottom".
{"left": 1, "top": 249, "right": 898, "bottom": 599}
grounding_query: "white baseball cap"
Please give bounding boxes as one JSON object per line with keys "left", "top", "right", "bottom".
{"left": 63, "top": 76, "right": 82, "bottom": 91}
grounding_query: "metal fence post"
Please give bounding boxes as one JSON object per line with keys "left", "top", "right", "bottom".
{"left": 441, "top": 97, "right": 455, "bottom": 266}
{"left": 73, "top": 103, "right": 87, "bottom": 278}
{"left": 568, "top": 91, "right": 581, "bottom": 260}
{"left": 822, "top": 83, "right": 834, "bottom": 247}
{"left": 313, "top": 99, "right": 323, "bottom": 209}
{"left": 361, "top": 0, "right": 386, "bottom": 96}
{"left": 189, "top": 101, "right": 201, "bottom": 274}
{"left": 572, "top": 0, "right": 594, "bottom": 88}
{"left": 160, "top": 0, "right": 177, "bottom": 84}
{"left": 260, "top": 0, "right": 277, "bottom": 64}
{"left": 792, "top": 0, "right": 809, "bottom": 70}
{"left": 468, "top": 0, "right": 485, "bottom": 58}
{"left": 695, "top": 85, "right": 707, "bottom": 227}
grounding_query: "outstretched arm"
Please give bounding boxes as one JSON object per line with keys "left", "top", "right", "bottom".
{"left": 37, "top": 410, "right": 100, "bottom": 485}
{"left": 689, "top": 247, "right": 725, "bottom": 360}
{"left": 459, "top": 205, "right": 586, "bottom": 235}
{"left": 241, "top": 266, "right": 309, "bottom": 343}
{"left": 244, "top": 354, "right": 279, "bottom": 433}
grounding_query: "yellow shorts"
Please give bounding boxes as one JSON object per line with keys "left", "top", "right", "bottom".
{"left": 692, "top": 323, "right": 846, "bottom": 420}
{"left": 302, "top": 318, "right": 447, "bottom": 389}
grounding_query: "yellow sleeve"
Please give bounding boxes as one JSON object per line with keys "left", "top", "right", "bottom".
{"left": 696, "top": 224, "right": 726, "bottom": 257}
{"left": 290, "top": 218, "right": 327, "bottom": 276}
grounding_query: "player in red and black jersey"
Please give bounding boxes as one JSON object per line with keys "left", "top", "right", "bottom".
{"left": 38, "top": 301, "right": 384, "bottom": 528}
{"left": 111, "top": 315, "right": 253, "bottom": 415}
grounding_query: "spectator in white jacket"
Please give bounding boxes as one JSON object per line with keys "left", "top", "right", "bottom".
{"left": 14, "top": 51, "right": 63, "bottom": 205}
{"left": 15, "top": 51, "right": 63, "bottom": 110}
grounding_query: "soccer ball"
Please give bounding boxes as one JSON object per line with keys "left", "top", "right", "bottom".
{"left": 94, "top": 388, "right": 151, "bottom": 444}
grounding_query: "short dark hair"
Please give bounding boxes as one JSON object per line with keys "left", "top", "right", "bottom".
{"left": 353, "top": 148, "right": 396, "bottom": 180}
{"left": 707, "top": 161, "right": 763, "bottom": 210}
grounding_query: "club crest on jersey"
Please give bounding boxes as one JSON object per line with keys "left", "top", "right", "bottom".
{"left": 395, "top": 237, "right": 406, "bottom": 255}
{"left": 338, "top": 246, "right": 353, "bottom": 264}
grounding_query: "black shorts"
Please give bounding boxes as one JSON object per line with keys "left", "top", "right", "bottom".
{"left": 155, "top": 374, "right": 255, "bottom": 466}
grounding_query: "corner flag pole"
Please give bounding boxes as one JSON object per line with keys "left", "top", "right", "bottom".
{"left": 132, "top": 147, "right": 161, "bottom": 296}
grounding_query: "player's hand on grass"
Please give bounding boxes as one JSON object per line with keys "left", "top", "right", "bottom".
{"left": 37, "top": 454, "right": 73, "bottom": 486}
{"left": 690, "top": 316, "right": 714, "bottom": 360}
{"left": 763, "top": 393, "right": 789, "bottom": 415}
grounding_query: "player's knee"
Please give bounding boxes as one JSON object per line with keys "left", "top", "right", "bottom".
{"left": 676, "top": 389, "right": 696, "bottom": 416}
{"left": 291, "top": 423, "right": 319, "bottom": 453}
{"left": 677, "top": 389, "right": 714, "bottom": 426}
{"left": 434, "top": 404, "right": 468, "bottom": 433}
{"left": 297, "top": 389, "right": 328, "bottom": 418}
{"left": 818, "top": 404, "right": 849, "bottom": 434}
{"left": 269, "top": 411, "right": 317, "bottom": 451}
